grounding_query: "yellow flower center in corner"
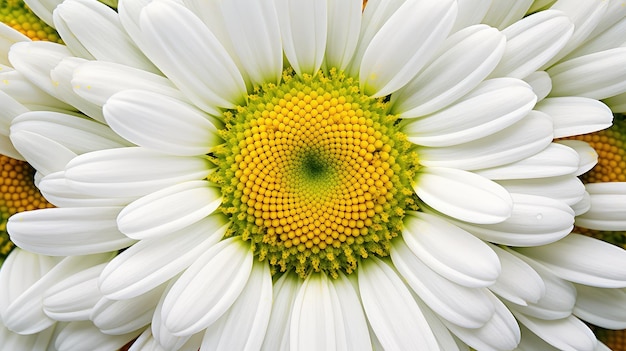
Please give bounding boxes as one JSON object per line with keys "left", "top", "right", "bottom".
{"left": 0, "top": 155, "right": 54, "bottom": 261}
{"left": 215, "top": 69, "right": 419, "bottom": 277}
{"left": 0, "top": 0, "right": 62, "bottom": 42}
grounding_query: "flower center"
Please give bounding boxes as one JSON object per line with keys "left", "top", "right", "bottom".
{"left": 215, "top": 69, "right": 419, "bottom": 277}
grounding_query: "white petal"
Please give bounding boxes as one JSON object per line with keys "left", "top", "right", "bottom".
{"left": 451, "top": 0, "right": 491, "bottom": 32}
{"left": 358, "top": 256, "right": 439, "bottom": 350}
{"left": 412, "top": 297, "right": 465, "bottom": 351}
{"left": 161, "top": 237, "right": 252, "bottom": 336}
{"left": 54, "top": 320, "right": 142, "bottom": 351}
{"left": 260, "top": 273, "right": 300, "bottom": 350}
{"left": 489, "top": 10, "right": 573, "bottom": 79}
{"left": 359, "top": 0, "right": 457, "bottom": 97}
{"left": 571, "top": 190, "right": 591, "bottom": 216}
{"left": 104, "top": 89, "right": 221, "bottom": 156}
{"left": 91, "top": 283, "right": 166, "bottom": 335}
{"left": 8, "top": 207, "right": 135, "bottom": 256}
{"left": 565, "top": 14, "right": 626, "bottom": 61}
{"left": 289, "top": 273, "right": 339, "bottom": 351}
{"left": 332, "top": 273, "right": 372, "bottom": 351}
{"left": 516, "top": 233, "right": 626, "bottom": 288}
{"left": 488, "top": 245, "right": 545, "bottom": 306}
{"left": 555, "top": 140, "right": 597, "bottom": 176}
{"left": 415, "top": 167, "right": 513, "bottom": 224}
{"left": 275, "top": 0, "right": 327, "bottom": 76}
{"left": 442, "top": 292, "right": 520, "bottom": 351}
{"left": 522, "top": 70, "right": 552, "bottom": 101}
{"left": 324, "top": 0, "right": 361, "bottom": 71}
{"left": 444, "top": 193, "right": 574, "bottom": 247}
{"left": 418, "top": 111, "right": 553, "bottom": 170}
{"left": 548, "top": 47, "right": 626, "bottom": 100}
{"left": 0, "top": 22, "right": 30, "bottom": 66}
{"left": 536, "top": 97, "right": 613, "bottom": 138}
{"left": 0, "top": 65, "right": 73, "bottom": 111}
{"left": 475, "top": 142, "right": 579, "bottom": 180}
{"left": 512, "top": 313, "right": 597, "bottom": 351}
{"left": 10, "top": 128, "right": 77, "bottom": 176}
{"left": 43, "top": 263, "right": 106, "bottom": 322}
{"left": 38, "top": 171, "right": 134, "bottom": 208}
{"left": 392, "top": 238, "right": 495, "bottom": 328}
{"left": 497, "top": 175, "right": 585, "bottom": 206}
{"left": 23, "top": 0, "right": 61, "bottom": 28}
{"left": 117, "top": 180, "right": 221, "bottom": 240}
{"left": 515, "top": 325, "right": 561, "bottom": 351}
{"left": 202, "top": 260, "right": 272, "bottom": 351}
{"left": 392, "top": 25, "right": 506, "bottom": 117}
{"left": 99, "top": 213, "right": 229, "bottom": 300}
{"left": 49, "top": 57, "right": 105, "bottom": 121}
{"left": 221, "top": 0, "right": 282, "bottom": 85}
{"left": 139, "top": 0, "right": 246, "bottom": 112}
{"left": 574, "top": 285, "right": 626, "bottom": 329}
{"left": 401, "top": 78, "right": 536, "bottom": 146}
{"left": 402, "top": 211, "right": 501, "bottom": 288}
{"left": 53, "top": 0, "right": 157, "bottom": 72}
{"left": 64, "top": 147, "right": 212, "bottom": 198}
{"left": 604, "top": 91, "right": 626, "bottom": 114}
{"left": 481, "top": 0, "right": 533, "bottom": 29}
{"left": 575, "top": 182, "right": 626, "bottom": 231}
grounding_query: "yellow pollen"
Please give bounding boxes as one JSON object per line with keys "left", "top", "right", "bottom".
{"left": 0, "top": 0, "right": 62, "bottom": 42}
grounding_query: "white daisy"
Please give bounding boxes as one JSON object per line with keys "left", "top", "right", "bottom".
{"left": 2, "top": 0, "right": 626, "bottom": 350}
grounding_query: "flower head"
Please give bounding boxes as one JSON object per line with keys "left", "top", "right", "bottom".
{"left": 2, "top": 0, "right": 626, "bottom": 350}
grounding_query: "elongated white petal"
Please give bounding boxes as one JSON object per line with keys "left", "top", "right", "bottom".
{"left": 8, "top": 207, "right": 135, "bottom": 256}
{"left": 325, "top": 0, "right": 361, "bottom": 71}
{"left": 23, "top": 0, "right": 61, "bottom": 28}
{"left": 0, "top": 321, "right": 57, "bottom": 351}
{"left": 54, "top": 320, "right": 142, "bottom": 351}
{"left": 139, "top": 0, "right": 246, "bottom": 113}
{"left": 359, "top": 0, "right": 457, "bottom": 97}
{"left": 512, "top": 313, "right": 597, "bottom": 351}
{"left": 117, "top": 180, "right": 221, "bottom": 240}
{"left": 1, "top": 253, "right": 111, "bottom": 334}
{"left": 161, "top": 237, "right": 253, "bottom": 336}
{"left": 488, "top": 245, "right": 545, "bottom": 306}
{"left": 104, "top": 90, "right": 221, "bottom": 156}
{"left": 53, "top": 0, "right": 157, "bottom": 73}
{"left": 10, "top": 128, "right": 77, "bottom": 176}
{"left": 49, "top": 57, "right": 105, "bottom": 121}
{"left": 402, "top": 211, "right": 500, "bottom": 288}
{"left": 202, "top": 260, "right": 271, "bottom": 350}
{"left": 392, "top": 238, "right": 495, "bottom": 328}
{"left": 0, "top": 22, "right": 29, "bottom": 65}
{"left": 523, "top": 70, "right": 552, "bottom": 101}
{"left": 516, "top": 325, "right": 561, "bottom": 351}
{"left": 575, "top": 182, "right": 626, "bottom": 231}
{"left": 497, "top": 175, "right": 585, "bottom": 206}
{"left": 150, "top": 278, "right": 198, "bottom": 350}
{"left": 489, "top": 10, "right": 573, "bottom": 79}
{"left": 92, "top": 283, "right": 166, "bottom": 335}
{"left": 289, "top": 273, "right": 339, "bottom": 351}
{"left": 401, "top": 78, "right": 536, "bottom": 146}
{"left": 416, "top": 167, "right": 513, "bottom": 224}
{"left": 419, "top": 111, "right": 553, "bottom": 170}
{"left": 43, "top": 263, "right": 106, "bottom": 322}
{"left": 516, "top": 234, "right": 626, "bottom": 288}
{"left": 358, "top": 257, "right": 439, "bottom": 350}
{"left": 38, "top": 171, "right": 135, "bottom": 208}
{"left": 566, "top": 15, "right": 626, "bottom": 61}
{"left": 548, "top": 47, "right": 626, "bottom": 100}
{"left": 100, "top": 214, "right": 228, "bottom": 300}
{"left": 536, "top": 97, "right": 613, "bottom": 138}
{"left": 475, "top": 142, "right": 579, "bottom": 180}
{"left": 412, "top": 297, "right": 464, "bottom": 351}
{"left": 555, "top": 140, "right": 597, "bottom": 176}
{"left": 333, "top": 273, "right": 372, "bottom": 351}
{"left": 65, "top": 147, "right": 212, "bottom": 198}
{"left": 451, "top": 0, "right": 491, "bottom": 32}
{"left": 442, "top": 292, "right": 520, "bottom": 351}
{"left": 260, "top": 273, "right": 300, "bottom": 350}
{"left": 220, "top": 0, "right": 282, "bottom": 85}
{"left": 392, "top": 25, "right": 506, "bottom": 117}
{"left": 481, "top": 0, "right": 533, "bottom": 29}
{"left": 574, "top": 284, "right": 626, "bottom": 329}
{"left": 275, "top": 0, "right": 326, "bottom": 76}
{"left": 0, "top": 68, "right": 73, "bottom": 111}
{"left": 446, "top": 193, "right": 574, "bottom": 247}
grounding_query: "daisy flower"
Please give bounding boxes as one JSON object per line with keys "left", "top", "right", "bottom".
{"left": 2, "top": 0, "right": 626, "bottom": 350}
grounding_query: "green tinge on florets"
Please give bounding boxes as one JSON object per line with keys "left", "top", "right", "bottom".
{"left": 212, "top": 68, "right": 419, "bottom": 278}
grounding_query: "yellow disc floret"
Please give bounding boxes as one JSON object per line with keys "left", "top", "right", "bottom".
{"left": 215, "top": 69, "right": 419, "bottom": 277}
{"left": 0, "top": 0, "right": 62, "bottom": 42}
{"left": 0, "top": 155, "right": 54, "bottom": 260}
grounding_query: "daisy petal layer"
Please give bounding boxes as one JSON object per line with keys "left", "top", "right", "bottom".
{"left": 392, "top": 24, "right": 506, "bottom": 117}
{"left": 497, "top": 175, "right": 585, "bottom": 206}
{"left": 512, "top": 313, "right": 597, "bottom": 351}
{"left": 99, "top": 213, "right": 229, "bottom": 300}
{"left": 139, "top": 0, "right": 246, "bottom": 112}
{"left": 415, "top": 167, "right": 513, "bottom": 224}
{"left": 401, "top": 78, "right": 536, "bottom": 146}
{"left": 535, "top": 97, "right": 613, "bottom": 138}
{"left": 8, "top": 207, "right": 135, "bottom": 256}
{"left": 392, "top": 238, "right": 495, "bottom": 328}
{"left": 38, "top": 171, "right": 135, "bottom": 208}
{"left": 332, "top": 273, "right": 372, "bottom": 351}
{"left": 324, "top": 0, "right": 361, "bottom": 71}
{"left": 161, "top": 237, "right": 253, "bottom": 336}
{"left": 516, "top": 234, "right": 626, "bottom": 288}
{"left": 575, "top": 182, "right": 626, "bottom": 231}
{"left": 358, "top": 257, "right": 439, "bottom": 350}
{"left": 489, "top": 245, "right": 545, "bottom": 306}
{"left": 64, "top": 147, "right": 212, "bottom": 198}
{"left": 574, "top": 285, "right": 626, "bottom": 330}
{"left": 260, "top": 273, "right": 299, "bottom": 350}
{"left": 359, "top": 0, "right": 457, "bottom": 97}
{"left": 402, "top": 211, "right": 500, "bottom": 288}
{"left": 54, "top": 320, "right": 142, "bottom": 351}
{"left": 0, "top": 22, "right": 29, "bottom": 66}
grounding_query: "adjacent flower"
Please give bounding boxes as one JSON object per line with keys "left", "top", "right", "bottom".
{"left": 2, "top": 0, "right": 626, "bottom": 350}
